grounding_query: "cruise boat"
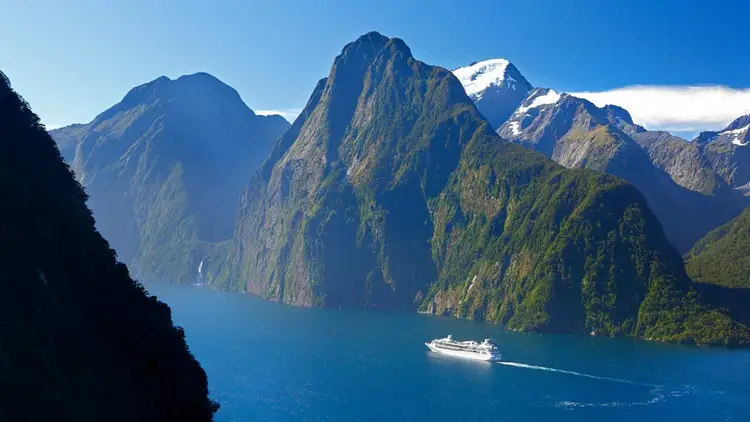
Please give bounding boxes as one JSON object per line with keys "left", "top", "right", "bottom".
{"left": 425, "top": 335, "right": 502, "bottom": 361}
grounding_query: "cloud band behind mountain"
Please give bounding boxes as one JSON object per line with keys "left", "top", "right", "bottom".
{"left": 255, "top": 108, "right": 302, "bottom": 123}
{"left": 571, "top": 85, "right": 750, "bottom": 133}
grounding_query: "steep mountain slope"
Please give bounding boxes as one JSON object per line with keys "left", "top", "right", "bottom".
{"left": 694, "top": 115, "right": 750, "bottom": 189}
{"left": 50, "top": 73, "right": 289, "bottom": 283}
{"left": 496, "top": 90, "right": 746, "bottom": 251}
{"left": 609, "top": 106, "right": 730, "bottom": 195}
{"left": 452, "top": 59, "right": 532, "bottom": 130}
{"left": 685, "top": 207, "right": 750, "bottom": 327}
{"left": 686, "top": 206, "right": 750, "bottom": 288}
{"left": 52, "top": 122, "right": 84, "bottom": 162}
{"left": 0, "top": 72, "right": 217, "bottom": 420}
{"left": 207, "top": 32, "right": 749, "bottom": 345}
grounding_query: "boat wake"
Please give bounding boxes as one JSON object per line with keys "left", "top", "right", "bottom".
{"left": 497, "top": 361, "right": 656, "bottom": 386}
{"left": 554, "top": 386, "right": 698, "bottom": 409}
{"left": 555, "top": 387, "right": 666, "bottom": 409}
{"left": 497, "top": 361, "right": 697, "bottom": 409}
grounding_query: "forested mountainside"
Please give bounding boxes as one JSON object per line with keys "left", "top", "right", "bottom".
{"left": 50, "top": 73, "right": 289, "bottom": 283}
{"left": 0, "top": 72, "right": 217, "bottom": 420}
{"left": 684, "top": 206, "right": 750, "bottom": 333}
{"left": 686, "top": 206, "right": 750, "bottom": 289}
{"left": 204, "top": 32, "right": 750, "bottom": 346}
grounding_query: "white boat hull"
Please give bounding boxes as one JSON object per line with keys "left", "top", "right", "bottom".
{"left": 425, "top": 342, "right": 501, "bottom": 362}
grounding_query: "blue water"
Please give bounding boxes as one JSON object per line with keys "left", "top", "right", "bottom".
{"left": 146, "top": 282, "right": 750, "bottom": 421}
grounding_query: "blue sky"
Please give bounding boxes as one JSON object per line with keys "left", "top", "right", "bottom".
{"left": 2, "top": 0, "right": 749, "bottom": 136}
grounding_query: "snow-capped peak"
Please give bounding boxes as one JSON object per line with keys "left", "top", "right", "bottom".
{"left": 453, "top": 59, "right": 512, "bottom": 100}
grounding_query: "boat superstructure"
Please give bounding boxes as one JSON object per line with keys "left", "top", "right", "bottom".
{"left": 425, "top": 335, "right": 502, "bottom": 361}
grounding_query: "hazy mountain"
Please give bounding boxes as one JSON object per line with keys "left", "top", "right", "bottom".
{"left": 452, "top": 59, "right": 532, "bottom": 130}
{"left": 203, "top": 32, "right": 749, "bottom": 345}
{"left": 50, "top": 73, "right": 290, "bottom": 283}
{"left": 0, "top": 71, "right": 217, "bottom": 421}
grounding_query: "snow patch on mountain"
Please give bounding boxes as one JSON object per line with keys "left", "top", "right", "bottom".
{"left": 724, "top": 124, "right": 750, "bottom": 146}
{"left": 518, "top": 89, "right": 561, "bottom": 114}
{"left": 453, "top": 59, "right": 511, "bottom": 100}
{"left": 506, "top": 74, "right": 517, "bottom": 90}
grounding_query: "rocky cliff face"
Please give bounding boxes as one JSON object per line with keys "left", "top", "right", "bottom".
{"left": 695, "top": 115, "right": 750, "bottom": 189}
{"left": 208, "top": 32, "right": 750, "bottom": 345}
{"left": 610, "top": 110, "right": 730, "bottom": 196}
{"left": 0, "top": 71, "right": 217, "bottom": 421}
{"left": 50, "top": 73, "right": 289, "bottom": 283}
{"left": 212, "top": 33, "right": 464, "bottom": 307}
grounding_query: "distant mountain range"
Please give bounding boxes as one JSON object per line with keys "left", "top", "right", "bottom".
{"left": 50, "top": 73, "right": 289, "bottom": 283}
{"left": 454, "top": 59, "right": 750, "bottom": 251}
{"left": 46, "top": 34, "right": 750, "bottom": 346}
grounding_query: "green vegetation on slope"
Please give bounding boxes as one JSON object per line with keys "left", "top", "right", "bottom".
{"left": 686, "top": 207, "right": 750, "bottom": 289}
{"left": 212, "top": 32, "right": 750, "bottom": 346}
{"left": 425, "top": 135, "right": 749, "bottom": 345}
{"left": 0, "top": 72, "right": 217, "bottom": 420}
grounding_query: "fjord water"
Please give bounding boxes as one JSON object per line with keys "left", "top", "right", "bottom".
{"left": 146, "top": 282, "right": 750, "bottom": 421}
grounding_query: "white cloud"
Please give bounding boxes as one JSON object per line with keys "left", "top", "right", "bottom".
{"left": 255, "top": 108, "right": 302, "bottom": 123}
{"left": 570, "top": 85, "right": 750, "bottom": 133}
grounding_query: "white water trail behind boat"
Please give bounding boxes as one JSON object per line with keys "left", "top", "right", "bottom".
{"left": 496, "top": 361, "right": 703, "bottom": 410}
{"left": 555, "top": 388, "right": 667, "bottom": 409}
{"left": 497, "top": 361, "right": 658, "bottom": 387}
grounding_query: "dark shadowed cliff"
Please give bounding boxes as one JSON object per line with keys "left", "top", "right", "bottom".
{"left": 0, "top": 71, "right": 218, "bottom": 421}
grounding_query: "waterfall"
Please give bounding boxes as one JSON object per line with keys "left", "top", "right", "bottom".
{"left": 195, "top": 259, "right": 205, "bottom": 285}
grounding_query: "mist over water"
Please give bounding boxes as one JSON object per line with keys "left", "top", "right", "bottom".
{"left": 147, "top": 282, "right": 750, "bottom": 422}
